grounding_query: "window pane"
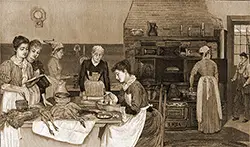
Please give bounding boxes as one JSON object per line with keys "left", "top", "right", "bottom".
{"left": 241, "top": 25, "right": 247, "bottom": 35}
{"left": 247, "top": 26, "right": 250, "bottom": 35}
{"left": 247, "top": 35, "right": 250, "bottom": 44}
{"left": 234, "top": 55, "right": 240, "bottom": 65}
{"left": 241, "top": 45, "right": 247, "bottom": 53}
{"left": 234, "top": 36, "right": 241, "bottom": 44}
{"left": 234, "top": 45, "right": 241, "bottom": 54}
{"left": 241, "top": 36, "right": 247, "bottom": 44}
{"left": 234, "top": 25, "right": 241, "bottom": 35}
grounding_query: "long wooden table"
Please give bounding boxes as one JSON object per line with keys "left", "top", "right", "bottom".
{"left": 19, "top": 102, "right": 122, "bottom": 147}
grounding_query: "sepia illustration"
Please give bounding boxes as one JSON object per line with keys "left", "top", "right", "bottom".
{"left": 0, "top": 0, "right": 249, "bottom": 147}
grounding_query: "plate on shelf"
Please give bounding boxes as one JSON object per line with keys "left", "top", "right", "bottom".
{"left": 96, "top": 111, "right": 113, "bottom": 119}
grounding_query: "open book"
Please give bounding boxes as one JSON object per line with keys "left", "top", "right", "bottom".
{"left": 24, "top": 74, "right": 51, "bottom": 88}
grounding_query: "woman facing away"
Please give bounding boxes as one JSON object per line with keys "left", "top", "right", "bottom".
{"left": 44, "top": 40, "right": 71, "bottom": 98}
{"left": 26, "top": 39, "right": 52, "bottom": 106}
{"left": 78, "top": 45, "right": 110, "bottom": 94}
{"left": 0, "top": 35, "right": 40, "bottom": 147}
{"left": 189, "top": 46, "right": 222, "bottom": 134}
{"left": 101, "top": 60, "right": 163, "bottom": 147}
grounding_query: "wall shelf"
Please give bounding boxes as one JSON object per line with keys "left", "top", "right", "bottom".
{"left": 124, "top": 36, "right": 219, "bottom": 42}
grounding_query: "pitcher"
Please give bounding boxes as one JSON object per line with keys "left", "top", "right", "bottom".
{"left": 147, "top": 21, "right": 158, "bottom": 36}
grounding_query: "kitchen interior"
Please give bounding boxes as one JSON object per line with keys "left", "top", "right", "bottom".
{"left": 0, "top": 0, "right": 250, "bottom": 146}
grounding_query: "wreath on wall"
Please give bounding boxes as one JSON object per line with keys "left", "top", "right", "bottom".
{"left": 31, "top": 7, "right": 46, "bottom": 28}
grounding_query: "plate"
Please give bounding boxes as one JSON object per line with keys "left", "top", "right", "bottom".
{"left": 96, "top": 111, "right": 113, "bottom": 119}
{"left": 97, "top": 100, "right": 109, "bottom": 106}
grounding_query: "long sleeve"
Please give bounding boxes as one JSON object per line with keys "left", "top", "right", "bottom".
{"left": 125, "top": 83, "right": 145, "bottom": 115}
{"left": 117, "top": 89, "right": 126, "bottom": 105}
{"left": 79, "top": 61, "right": 86, "bottom": 92}
{"left": 245, "top": 64, "right": 250, "bottom": 85}
{"left": 103, "top": 61, "right": 110, "bottom": 91}
{"left": 48, "top": 59, "right": 61, "bottom": 80}
{"left": 214, "top": 62, "right": 219, "bottom": 82}
{"left": 190, "top": 62, "right": 199, "bottom": 88}
{"left": 232, "top": 70, "right": 238, "bottom": 81}
{"left": 0, "top": 61, "right": 12, "bottom": 87}
{"left": 37, "top": 60, "right": 45, "bottom": 74}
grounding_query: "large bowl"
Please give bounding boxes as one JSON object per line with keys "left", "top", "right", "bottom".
{"left": 15, "top": 100, "right": 28, "bottom": 111}
{"left": 96, "top": 100, "right": 109, "bottom": 110}
{"left": 54, "top": 96, "right": 71, "bottom": 104}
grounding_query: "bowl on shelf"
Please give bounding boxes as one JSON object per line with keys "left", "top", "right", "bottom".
{"left": 187, "top": 91, "right": 197, "bottom": 100}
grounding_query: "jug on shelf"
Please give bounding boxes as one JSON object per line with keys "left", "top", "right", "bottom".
{"left": 147, "top": 21, "right": 158, "bottom": 36}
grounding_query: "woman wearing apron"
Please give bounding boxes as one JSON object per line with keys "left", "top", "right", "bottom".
{"left": 189, "top": 46, "right": 222, "bottom": 134}
{"left": 79, "top": 45, "right": 110, "bottom": 94}
{"left": 26, "top": 39, "right": 52, "bottom": 106}
{"left": 0, "top": 36, "right": 40, "bottom": 147}
{"left": 44, "top": 40, "right": 71, "bottom": 99}
{"left": 101, "top": 60, "right": 162, "bottom": 147}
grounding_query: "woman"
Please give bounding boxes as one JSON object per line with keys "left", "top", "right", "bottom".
{"left": 44, "top": 40, "right": 71, "bottom": 98}
{"left": 0, "top": 36, "right": 39, "bottom": 147}
{"left": 101, "top": 60, "right": 162, "bottom": 147}
{"left": 189, "top": 46, "right": 222, "bottom": 134}
{"left": 79, "top": 45, "right": 110, "bottom": 94}
{"left": 231, "top": 52, "right": 250, "bottom": 123}
{"left": 26, "top": 39, "right": 52, "bottom": 106}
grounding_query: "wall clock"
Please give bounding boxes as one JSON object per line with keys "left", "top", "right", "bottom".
{"left": 31, "top": 7, "right": 46, "bottom": 28}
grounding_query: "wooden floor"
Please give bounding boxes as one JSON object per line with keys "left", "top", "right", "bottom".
{"left": 164, "top": 116, "right": 250, "bottom": 146}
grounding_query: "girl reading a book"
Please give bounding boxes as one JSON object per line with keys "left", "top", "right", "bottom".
{"left": 26, "top": 39, "right": 52, "bottom": 106}
{"left": 0, "top": 35, "right": 40, "bottom": 147}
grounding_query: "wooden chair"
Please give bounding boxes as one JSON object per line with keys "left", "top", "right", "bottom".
{"left": 158, "top": 84, "right": 167, "bottom": 147}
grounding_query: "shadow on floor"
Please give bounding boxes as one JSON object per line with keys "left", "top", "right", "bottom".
{"left": 164, "top": 127, "right": 249, "bottom": 146}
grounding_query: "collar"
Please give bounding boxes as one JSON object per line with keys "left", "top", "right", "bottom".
{"left": 122, "top": 75, "right": 136, "bottom": 91}
{"left": 51, "top": 55, "right": 59, "bottom": 60}
{"left": 91, "top": 58, "right": 100, "bottom": 67}
{"left": 10, "top": 55, "right": 28, "bottom": 68}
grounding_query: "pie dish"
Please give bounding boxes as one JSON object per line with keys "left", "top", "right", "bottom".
{"left": 96, "top": 111, "right": 113, "bottom": 119}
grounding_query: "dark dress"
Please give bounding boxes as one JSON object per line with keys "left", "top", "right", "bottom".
{"left": 31, "top": 60, "right": 50, "bottom": 104}
{"left": 31, "top": 60, "right": 46, "bottom": 94}
{"left": 117, "top": 80, "right": 163, "bottom": 147}
{"left": 191, "top": 59, "right": 222, "bottom": 133}
{"left": 79, "top": 59, "right": 110, "bottom": 92}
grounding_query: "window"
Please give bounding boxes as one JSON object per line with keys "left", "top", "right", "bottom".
{"left": 233, "top": 25, "right": 250, "bottom": 65}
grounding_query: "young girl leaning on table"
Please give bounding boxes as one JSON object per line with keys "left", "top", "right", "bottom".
{"left": 101, "top": 59, "right": 163, "bottom": 147}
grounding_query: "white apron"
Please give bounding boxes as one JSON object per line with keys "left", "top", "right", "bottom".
{"left": 101, "top": 93, "right": 148, "bottom": 147}
{"left": 1, "top": 58, "right": 40, "bottom": 147}
{"left": 46, "top": 76, "right": 59, "bottom": 98}
{"left": 197, "top": 76, "right": 222, "bottom": 123}
{"left": 26, "top": 85, "right": 40, "bottom": 105}
{"left": 1, "top": 92, "right": 24, "bottom": 147}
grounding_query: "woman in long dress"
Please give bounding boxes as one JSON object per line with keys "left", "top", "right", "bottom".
{"left": 0, "top": 36, "right": 40, "bottom": 147}
{"left": 101, "top": 60, "right": 162, "bottom": 147}
{"left": 79, "top": 45, "right": 110, "bottom": 94}
{"left": 44, "top": 40, "right": 71, "bottom": 98}
{"left": 26, "top": 39, "right": 52, "bottom": 106}
{"left": 189, "top": 46, "right": 222, "bottom": 134}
